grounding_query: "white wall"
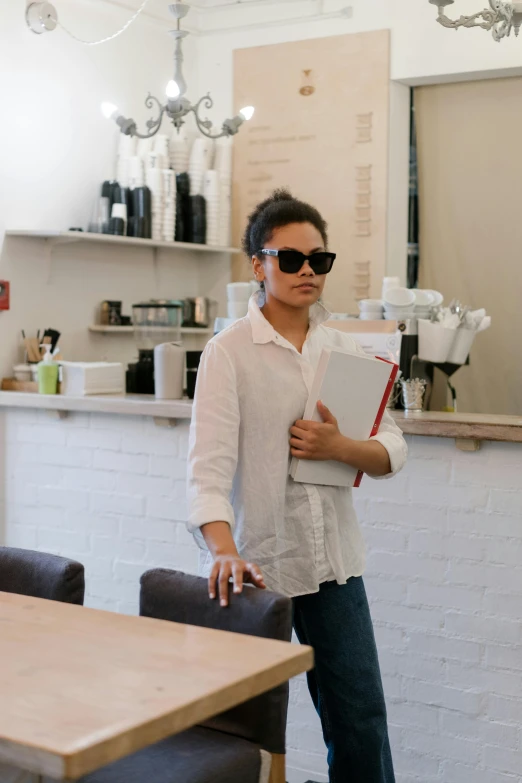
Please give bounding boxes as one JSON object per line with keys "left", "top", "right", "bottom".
{"left": 0, "top": 2, "right": 228, "bottom": 377}
{"left": 4, "top": 410, "right": 522, "bottom": 783}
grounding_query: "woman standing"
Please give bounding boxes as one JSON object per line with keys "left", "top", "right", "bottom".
{"left": 188, "top": 190, "right": 407, "bottom": 782}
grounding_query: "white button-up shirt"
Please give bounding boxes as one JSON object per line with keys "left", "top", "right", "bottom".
{"left": 187, "top": 295, "right": 408, "bottom": 598}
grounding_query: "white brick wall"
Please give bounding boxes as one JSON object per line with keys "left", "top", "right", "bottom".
{"left": 2, "top": 411, "right": 522, "bottom": 783}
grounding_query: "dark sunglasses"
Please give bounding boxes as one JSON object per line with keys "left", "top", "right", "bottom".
{"left": 259, "top": 248, "right": 336, "bottom": 275}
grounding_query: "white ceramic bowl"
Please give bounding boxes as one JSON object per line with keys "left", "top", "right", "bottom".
{"left": 425, "top": 289, "right": 444, "bottom": 307}
{"left": 358, "top": 299, "right": 384, "bottom": 312}
{"left": 360, "top": 313, "right": 383, "bottom": 321}
{"left": 384, "top": 287, "right": 416, "bottom": 307}
{"left": 414, "top": 290, "right": 435, "bottom": 307}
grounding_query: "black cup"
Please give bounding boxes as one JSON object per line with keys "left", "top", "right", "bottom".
{"left": 109, "top": 217, "right": 125, "bottom": 236}
{"left": 186, "top": 351, "right": 203, "bottom": 370}
{"left": 186, "top": 368, "right": 198, "bottom": 400}
{"left": 191, "top": 195, "right": 207, "bottom": 245}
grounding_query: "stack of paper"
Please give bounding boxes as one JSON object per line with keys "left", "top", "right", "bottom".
{"left": 60, "top": 362, "right": 125, "bottom": 397}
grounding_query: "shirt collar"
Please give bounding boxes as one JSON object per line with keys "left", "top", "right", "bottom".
{"left": 248, "top": 291, "right": 331, "bottom": 345}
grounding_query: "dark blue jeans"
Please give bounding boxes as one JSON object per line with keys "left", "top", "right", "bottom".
{"left": 292, "top": 578, "right": 395, "bottom": 783}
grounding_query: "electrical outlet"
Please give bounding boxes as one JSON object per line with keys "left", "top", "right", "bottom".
{"left": 0, "top": 281, "right": 10, "bottom": 311}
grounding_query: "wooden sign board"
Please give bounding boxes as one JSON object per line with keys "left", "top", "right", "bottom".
{"left": 232, "top": 30, "right": 390, "bottom": 313}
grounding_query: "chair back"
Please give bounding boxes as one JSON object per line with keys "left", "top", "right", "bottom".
{"left": 140, "top": 568, "right": 292, "bottom": 755}
{"left": 0, "top": 546, "right": 85, "bottom": 604}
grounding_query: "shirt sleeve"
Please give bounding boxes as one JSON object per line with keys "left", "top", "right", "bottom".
{"left": 348, "top": 334, "right": 408, "bottom": 480}
{"left": 187, "top": 340, "right": 240, "bottom": 544}
{"left": 370, "top": 407, "right": 408, "bottom": 480}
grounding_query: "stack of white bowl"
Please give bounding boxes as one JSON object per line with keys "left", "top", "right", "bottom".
{"left": 146, "top": 162, "right": 163, "bottom": 241}
{"left": 414, "top": 290, "right": 435, "bottom": 320}
{"left": 116, "top": 135, "right": 137, "bottom": 188}
{"left": 162, "top": 169, "right": 176, "bottom": 242}
{"left": 189, "top": 138, "right": 214, "bottom": 196}
{"left": 227, "top": 282, "right": 251, "bottom": 320}
{"left": 383, "top": 287, "right": 416, "bottom": 320}
{"left": 170, "top": 131, "right": 190, "bottom": 174}
{"left": 358, "top": 299, "right": 384, "bottom": 321}
{"left": 204, "top": 170, "right": 220, "bottom": 246}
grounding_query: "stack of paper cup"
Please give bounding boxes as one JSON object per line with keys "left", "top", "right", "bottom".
{"left": 146, "top": 167, "right": 163, "bottom": 241}
{"left": 137, "top": 138, "right": 154, "bottom": 164}
{"left": 189, "top": 138, "right": 214, "bottom": 196}
{"left": 116, "top": 135, "right": 137, "bottom": 188}
{"left": 204, "top": 170, "right": 220, "bottom": 246}
{"left": 215, "top": 138, "right": 232, "bottom": 178}
{"left": 227, "top": 282, "right": 251, "bottom": 320}
{"left": 214, "top": 138, "right": 232, "bottom": 247}
{"left": 382, "top": 277, "right": 400, "bottom": 300}
{"left": 153, "top": 135, "right": 170, "bottom": 170}
{"left": 218, "top": 176, "right": 232, "bottom": 247}
{"left": 170, "top": 131, "right": 189, "bottom": 173}
{"left": 129, "top": 156, "right": 145, "bottom": 190}
{"left": 162, "top": 169, "right": 176, "bottom": 243}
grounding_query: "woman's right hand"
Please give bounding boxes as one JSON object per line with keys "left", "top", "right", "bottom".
{"left": 209, "top": 555, "right": 266, "bottom": 607}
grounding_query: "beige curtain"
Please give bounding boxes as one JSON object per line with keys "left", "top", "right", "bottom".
{"left": 415, "top": 78, "right": 522, "bottom": 415}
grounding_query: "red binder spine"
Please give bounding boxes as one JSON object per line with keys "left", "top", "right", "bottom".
{"left": 353, "top": 359, "right": 400, "bottom": 488}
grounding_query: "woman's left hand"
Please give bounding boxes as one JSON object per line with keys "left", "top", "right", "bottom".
{"left": 289, "top": 401, "right": 347, "bottom": 461}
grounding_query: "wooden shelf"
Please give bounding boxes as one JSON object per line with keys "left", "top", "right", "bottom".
{"left": 5, "top": 230, "right": 241, "bottom": 256}
{"left": 89, "top": 326, "right": 212, "bottom": 335}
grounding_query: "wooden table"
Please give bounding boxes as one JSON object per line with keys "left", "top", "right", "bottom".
{"left": 0, "top": 592, "right": 313, "bottom": 780}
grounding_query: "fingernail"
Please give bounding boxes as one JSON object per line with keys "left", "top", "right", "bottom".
{"left": 220, "top": 599, "right": 227, "bottom": 607}
{"left": 234, "top": 587, "right": 241, "bottom": 594}
{"left": 209, "top": 593, "right": 215, "bottom": 599}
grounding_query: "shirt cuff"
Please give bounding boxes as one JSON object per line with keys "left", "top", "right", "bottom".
{"left": 188, "top": 494, "right": 236, "bottom": 547}
{"left": 369, "top": 431, "right": 408, "bottom": 479}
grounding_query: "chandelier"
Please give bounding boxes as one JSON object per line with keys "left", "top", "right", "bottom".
{"left": 429, "top": 0, "right": 522, "bottom": 41}
{"left": 102, "top": 2, "right": 255, "bottom": 140}
{"left": 25, "top": 1, "right": 255, "bottom": 139}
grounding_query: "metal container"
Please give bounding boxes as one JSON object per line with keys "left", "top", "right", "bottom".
{"left": 182, "top": 297, "right": 217, "bottom": 328}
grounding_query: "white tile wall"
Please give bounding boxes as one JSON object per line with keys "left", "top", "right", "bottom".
{"left": 2, "top": 409, "right": 522, "bottom": 783}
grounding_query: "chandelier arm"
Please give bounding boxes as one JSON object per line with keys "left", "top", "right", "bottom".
{"left": 435, "top": 8, "right": 499, "bottom": 30}
{"left": 189, "top": 95, "right": 230, "bottom": 140}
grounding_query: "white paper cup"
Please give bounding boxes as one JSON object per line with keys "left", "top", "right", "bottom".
{"left": 227, "top": 282, "right": 252, "bottom": 302}
{"left": 418, "top": 319, "right": 457, "bottom": 363}
{"left": 227, "top": 301, "right": 249, "bottom": 320}
{"left": 446, "top": 328, "right": 476, "bottom": 365}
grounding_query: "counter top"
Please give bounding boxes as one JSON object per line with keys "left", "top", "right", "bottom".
{"left": 0, "top": 392, "right": 193, "bottom": 421}
{"left": 0, "top": 392, "right": 520, "bottom": 443}
{"left": 394, "top": 411, "right": 522, "bottom": 444}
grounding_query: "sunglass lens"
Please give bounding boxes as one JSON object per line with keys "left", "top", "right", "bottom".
{"left": 278, "top": 251, "right": 305, "bottom": 274}
{"left": 309, "top": 253, "right": 335, "bottom": 274}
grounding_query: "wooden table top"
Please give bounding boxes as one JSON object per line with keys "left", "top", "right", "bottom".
{"left": 0, "top": 592, "right": 313, "bottom": 780}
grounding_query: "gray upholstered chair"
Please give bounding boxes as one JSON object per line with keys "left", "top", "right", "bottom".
{"left": 0, "top": 546, "right": 85, "bottom": 605}
{"left": 78, "top": 569, "right": 293, "bottom": 783}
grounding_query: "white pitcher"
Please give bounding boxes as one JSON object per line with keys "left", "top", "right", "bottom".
{"left": 154, "top": 342, "right": 185, "bottom": 400}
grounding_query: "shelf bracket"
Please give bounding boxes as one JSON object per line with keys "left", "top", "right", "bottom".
{"left": 153, "top": 416, "right": 177, "bottom": 428}
{"left": 45, "top": 409, "right": 70, "bottom": 421}
{"left": 455, "top": 438, "right": 481, "bottom": 452}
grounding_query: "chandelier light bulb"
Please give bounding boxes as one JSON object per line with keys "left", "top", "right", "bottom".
{"left": 166, "top": 80, "right": 181, "bottom": 100}
{"left": 101, "top": 102, "right": 119, "bottom": 120}
{"left": 239, "top": 106, "right": 255, "bottom": 122}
